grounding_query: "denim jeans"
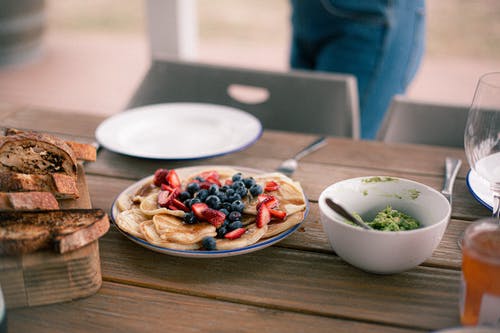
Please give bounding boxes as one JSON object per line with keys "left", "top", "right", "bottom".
{"left": 290, "top": 0, "right": 426, "bottom": 139}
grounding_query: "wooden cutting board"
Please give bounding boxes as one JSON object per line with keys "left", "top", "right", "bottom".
{"left": 0, "top": 165, "right": 103, "bottom": 309}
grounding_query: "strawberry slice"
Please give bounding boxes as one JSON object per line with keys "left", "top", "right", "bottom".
{"left": 190, "top": 203, "right": 226, "bottom": 228}
{"left": 157, "top": 188, "right": 178, "bottom": 208}
{"left": 257, "top": 194, "right": 279, "bottom": 209}
{"left": 172, "top": 198, "right": 189, "bottom": 212}
{"left": 224, "top": 179, "right": 233, "bottom": 186}
{"left": 264, "top": 180, "right": 280, "bottom": 192}
{"left": 269, "top": 209, "right": 287, "bottom": 220}
{"left": 224, "top": 227, "right": 246, "bottom": 240}
{"left": 160, "top": 183, "right": 175, "bottom": 192}
{"left": 199, "top": 170, "right": 220, "bottom": 181}
{"left": 153, "top": 168, "right": 169, "bottom": 187}
{"left": 256, "top": 204, "right": 271, "bottom": 228}
{"left": 166, "top": 169, "right": 182, "bottom": 189}
{"left": 191, "top": 202, "right": 209, "bottom": 220}
{"left": 205, "top": 176, "right": 221, "bottom": 186}
{"left": 200, "top": 208, "right": 226, "bottom": 228}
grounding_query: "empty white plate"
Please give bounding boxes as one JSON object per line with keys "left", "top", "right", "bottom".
{"left": 95, "top": 103, "right": 262, "bottom": 159}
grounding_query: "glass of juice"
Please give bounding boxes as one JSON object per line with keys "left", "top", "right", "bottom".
{"left": 460, "top": 219, "right": 500, "bottom": 327}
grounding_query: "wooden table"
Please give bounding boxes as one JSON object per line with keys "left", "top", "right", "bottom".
{"left": 1, "top": 104, "right": 491, "bottom": 332}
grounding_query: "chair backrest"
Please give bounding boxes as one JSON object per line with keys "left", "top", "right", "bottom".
{"left": 376, "top": 95, "right": 469, "bottom": 148}
{"left": 128, "top": 59, "right": 360, "bottom": 138}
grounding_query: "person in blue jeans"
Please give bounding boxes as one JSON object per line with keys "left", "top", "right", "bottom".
{"left": 290, "top": 0, "right": 426, "bottom": 139}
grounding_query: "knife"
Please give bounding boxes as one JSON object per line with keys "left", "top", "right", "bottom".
{"left": 441, "top": 157, "right": 462, "bottom": 204}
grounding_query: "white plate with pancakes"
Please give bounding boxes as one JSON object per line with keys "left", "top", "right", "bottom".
{"left": 96, "top": 103, "right": 262, "bottom": 160}
{"left": 110, "top": 165, "right": 309, "bottom": 258}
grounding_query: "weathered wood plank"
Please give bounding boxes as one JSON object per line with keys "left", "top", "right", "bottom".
{"left": 97, "top": 229, "right": 461, "bottom": 331}
{"left": 0, "top": 108, "right": 104, "bottom": 138}
{"left": 8, "top": 281, "right": 423, "bottom": 333}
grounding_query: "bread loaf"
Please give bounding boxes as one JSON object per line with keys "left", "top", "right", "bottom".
{"left": 4, "top": 128, "right": 97, "bottom": 162}
{"left": 0, "top": 192, "right": 59, "bottom": 210}
{"left": 0, "top": 209, "right": 109, "bottom": 255}
{"left": 0, "top": 171, "right": 79, "bottom": 199}
{"left": 0, "top": 131, "right": 77, "bottom": 176}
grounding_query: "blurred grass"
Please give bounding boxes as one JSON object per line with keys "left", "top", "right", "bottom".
{"left": 46, "top": 0, "right": 500, "bottom": 60}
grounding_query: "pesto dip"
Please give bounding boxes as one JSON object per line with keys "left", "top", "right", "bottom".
{"left": 347, "top": 206, "right": 420, "bottom": 231}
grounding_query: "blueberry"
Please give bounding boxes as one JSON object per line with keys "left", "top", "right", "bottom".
{"left": 220, "top": 185, "right": 230, "bottom": 192}
{"left": 186, "top": 182, "right": 200, "bottom": 195}
{"left": 226, "top": 193, "right": 242, "bottom": 203}
{"left": 184, "top": 212, "right": 197, "bottom": 224}
{"left": 202, "top": 236, "right": 217, "bottom": 250}
{"left": 236, "top": 186, "right": 248, "bottom": 198}
{"left": 196, "top": 189, "right": 209, "bottom": 202}
{"left": 243, "top": 177, "right": 256, "bottom": 188}
{"left": 232, "top": 180, "right": 246, "bottom": 190}
{"left": 231, "top": 200, "right": 245, "bottom": 212}
{"left": 205, "top": 195, "right": 221, "bottom": 209}
{"left": 185, "top": 198, "right": 201, "bottom": 209}
{"left": 228, "top": 211, "right": 242, "bottom": 222}
{"left": 208, "top": 184, "right": 219, "bottom": 195}
{"left": 178, "top": 191, "right": 191, "bottom": 202}
{"left": 222, "top": 202, "right": 233, "bottom": 211}
{"left": 195, "top": 176, "right": 205, "bottom": 182}
{"left": 216, "top": 226, "right": 228, "bottom": 238}
{"left": 232, "top": 172, "right": 243, "bottom": 182}
{"left": 219, "top": 208, "right": 230, "bottom": 217}
{"left": 217, "top": 191, "right": 227, "bottom": 202}
{"left": 249, "top": 184, "right": 263, "bottom": 196}
{"left": 228, "top": 220, "right": 243, "bottom": 231}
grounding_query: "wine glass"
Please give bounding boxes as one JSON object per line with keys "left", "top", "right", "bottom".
{"left": 464, "top": 72, "right": 500, "bottom": 220}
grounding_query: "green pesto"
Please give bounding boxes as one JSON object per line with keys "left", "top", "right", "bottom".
{"left": 345, "top": 206, "right": 420, "bottom": 231}
{"left": 361, "top": 176, "right": 397, "bottom": 183}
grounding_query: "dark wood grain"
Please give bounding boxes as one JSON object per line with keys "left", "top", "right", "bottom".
{"left": 98, "top": 229, "right": 460, "bottom": 331}
{"left": 8, "top": 281, "right": 424, "bottom": 333}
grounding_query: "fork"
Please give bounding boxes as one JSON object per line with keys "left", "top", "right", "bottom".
{"left": 276, "top": 136, "right": 327, "bottom": 176}
{"left": 441, "top": 157, "right": 462, "bottom": 204}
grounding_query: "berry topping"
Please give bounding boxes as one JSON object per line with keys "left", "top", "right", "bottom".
{"left": 205, "top": 195, "right": 221, "bottom": 209}
{"left": 249, "top": 184, "right": 263, "bottom": 196}
{"left": 243, "top": 177, "right": 256, "bottom": 188}
{"left": 256, "top": 204, "right": 271, "bottom": 228}
{"left": 228, "top": 220, "right": 243, "bottom": 231}
{"left": 166, "top": 169, "right": 182, "bottom": 189}
{"left": 186, "top": 182, "right": 200, "bottom": 195}
{"left": 178, "top": 191, "right": 191, "bottom": 202}
{"left": 224, "top": 227, "right": 246, "bottom": 240}
{"left": 269, "top": 209, "right": 287, "bottom": 220}
{"left": 196, "top": 189, "right": 209, "bottom": 202}
{"left": 191, "top": 202, "right": 226, "bottom": 228}
{"left": 153, "top": 168, "right": 169, "bottom": 187}
{"left": 257, "top": 194, "right": 279, "bottom": 209}
{"left": 231, "top": 200, "right": 245, "bottom": 213}
{"left": 184, "top": 212, "right": 197, "bottom": 224}
{"left": 228, "top": 211, "right": 242, "bottom": 222}
{"left": 264, "top": 180, "right": 280, "bottom": 192}
{"left": 232, "top": 172, "right": 243, "bottom": 182}
{"left": 202, "top": 236, "right": 217, "bottom": 250}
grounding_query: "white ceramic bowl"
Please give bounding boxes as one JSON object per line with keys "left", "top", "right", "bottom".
{"left": 319, "top": 176, "right": 451, "bottom": 274}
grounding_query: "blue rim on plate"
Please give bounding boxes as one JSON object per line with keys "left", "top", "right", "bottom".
{"left": 109, "top": 166, "right": 309, "bottom": 258}
{"left": 466, "top": 169, "right": 493, "bottom": 211}
{"left": 95, "top": 103, "right": 263, "bottom": 160}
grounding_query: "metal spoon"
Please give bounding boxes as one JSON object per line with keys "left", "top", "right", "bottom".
{"left": 325, "top": 198, "right": 373, "bottom": 230}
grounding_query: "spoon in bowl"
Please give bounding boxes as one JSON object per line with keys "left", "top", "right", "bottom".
{"left": 325, "top": 198, "right": 373, "bottom": 230}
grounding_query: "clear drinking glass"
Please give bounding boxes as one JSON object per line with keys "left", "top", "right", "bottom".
{"left": 464, "top": 72, "right": 500, "bottom": 220}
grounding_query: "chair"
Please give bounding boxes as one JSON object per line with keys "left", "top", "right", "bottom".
{"left": 376, "top": 95, "right": 469, "bottom": 148}
{"left": 127, "top": 59, "right": 360, "bottom": 138}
